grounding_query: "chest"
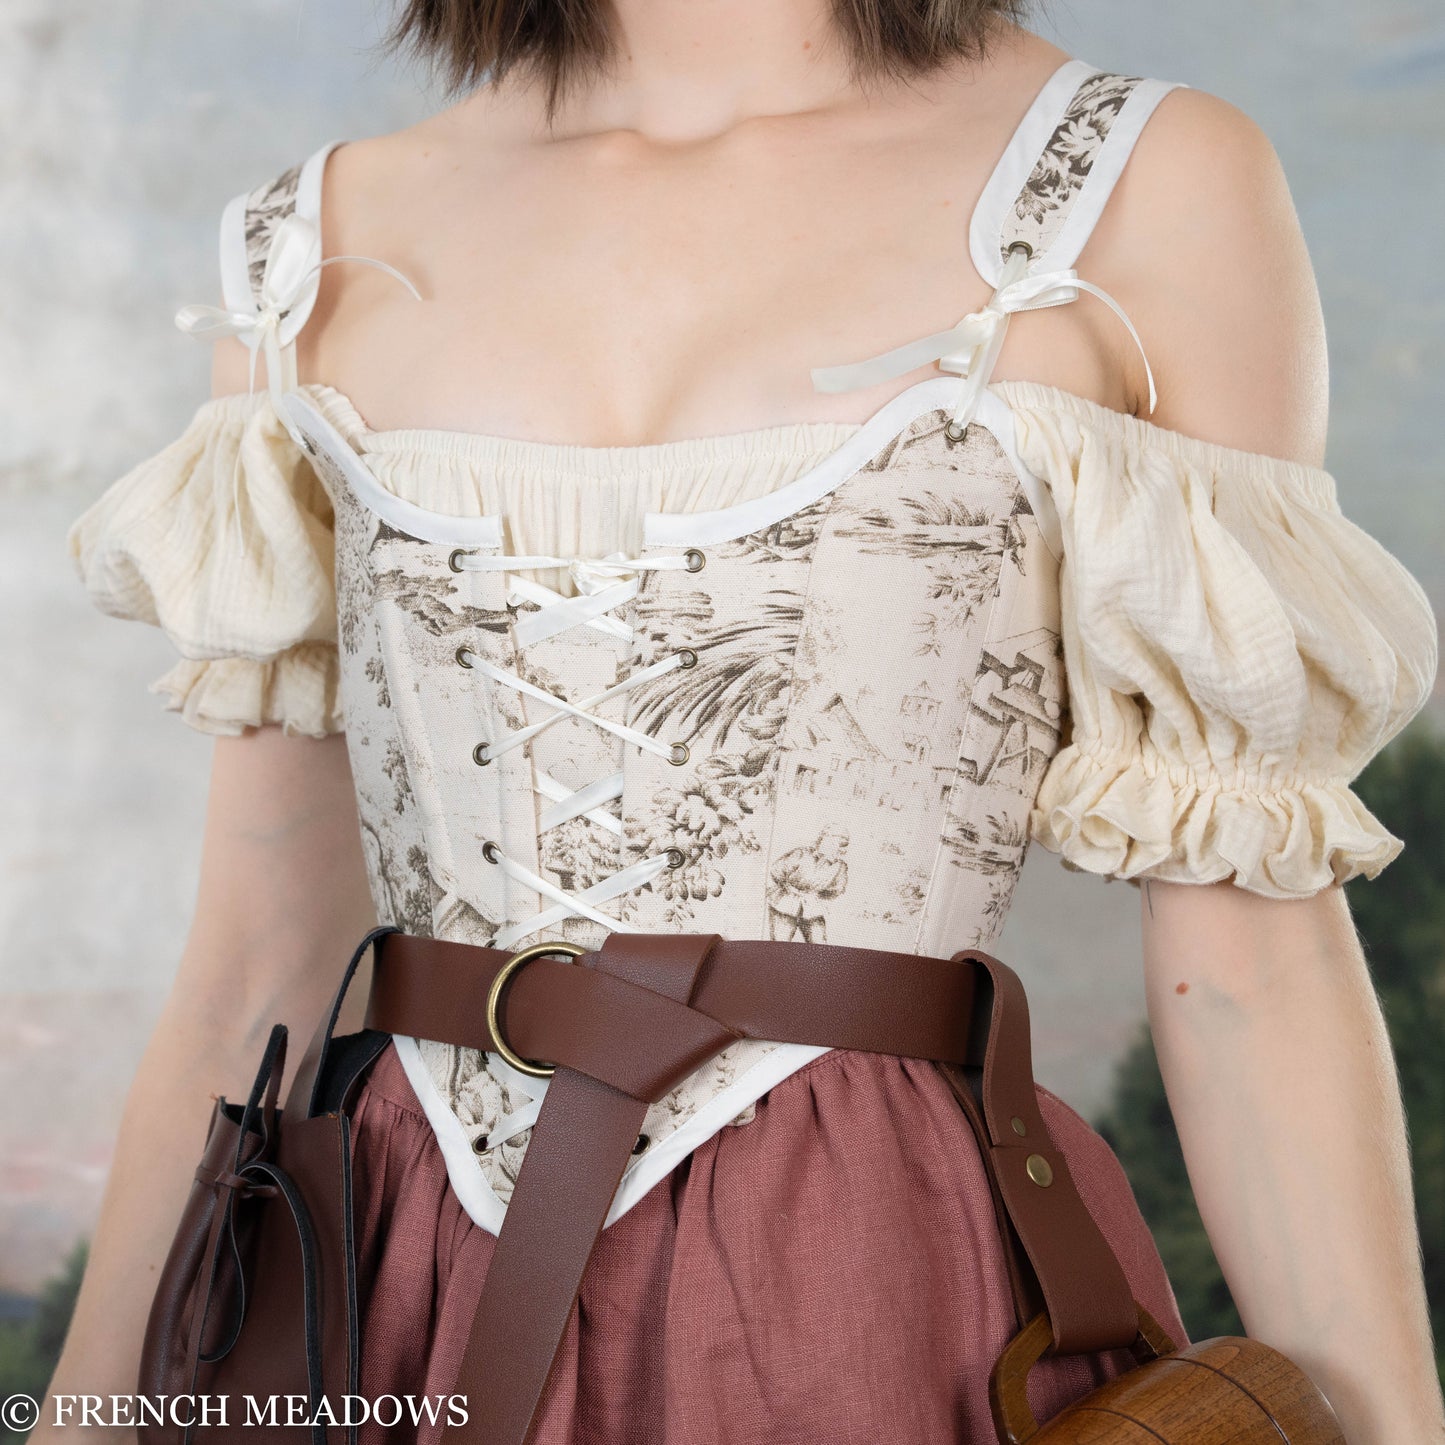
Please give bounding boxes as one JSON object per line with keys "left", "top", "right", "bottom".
{"left": 303, "top": 112, "right": 1127, "bottom": 446}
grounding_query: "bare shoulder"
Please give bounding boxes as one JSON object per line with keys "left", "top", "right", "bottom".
{"left": 210, "top": 105, "right": 483, "bottom": 402}
{"left": 1085, "top": 85, "right": 1330, "bottom": 466}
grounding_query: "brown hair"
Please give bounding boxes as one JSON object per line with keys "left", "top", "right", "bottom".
{"left": 383, "top": 0, "right": 1029, "bottom": 122}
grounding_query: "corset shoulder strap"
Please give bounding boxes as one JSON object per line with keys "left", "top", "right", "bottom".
{"left": 217, "top": 138, "right": 343, "bottom": 346}
{"left": 968, "top": 59, "right": 1189, "bottom": 285}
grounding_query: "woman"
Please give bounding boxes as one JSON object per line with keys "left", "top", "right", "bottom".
{"left": 48, "top": 1, "right": 1444, "bottom": 1441}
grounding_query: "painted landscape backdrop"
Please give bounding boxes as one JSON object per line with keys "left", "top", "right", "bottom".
{"left": 1, "top": 0, "right": 1441, "bottom": 1388}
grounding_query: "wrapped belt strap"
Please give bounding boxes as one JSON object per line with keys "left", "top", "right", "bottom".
{"left": 361, "top": 931, "right": 1139, "bottom": 1445}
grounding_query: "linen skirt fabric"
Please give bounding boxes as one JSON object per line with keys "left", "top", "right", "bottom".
{"left": 348, "top": 1039, "right": 1189, "bottom": 1445}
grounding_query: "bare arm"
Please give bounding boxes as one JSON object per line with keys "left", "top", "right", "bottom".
{"left": 1100, "top": 90, "right": 1444, "bottom": 1443}
{"left": 36, "top": 337, "right": 377, "bottom": 1439}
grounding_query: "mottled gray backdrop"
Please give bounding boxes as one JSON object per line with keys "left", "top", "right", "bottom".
{"left": 1, "top": 0, "right": 1441, "bottom": 1291}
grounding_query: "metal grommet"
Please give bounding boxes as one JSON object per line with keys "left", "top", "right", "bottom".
{"left": 456, "top": 645, "right": 473, "bottom": 669}
{"left": 1006, "top": 239, "right": 1034, "bottom": 259}
{"left": 668, "top": 742, "right": 690, "bottom": 766}
{"left": 472, "top": 1131, "right": 489, "bottom": 1154}
{"left": 632, "top": 1133, "right": 651, "bottom": 1155}
{"left": 448, "top": 548, "right": 470, "bottom": 572}
{"left": 486, "top": 941, "right": 586, "bottom": 1079}
{"left": 675, "top": 647, "right": 698, "bottom": 669}
{"left": 944, "top": 420, "right": 968, "bottom": 443}
{"left": 482, "top": 840, "right": 502, "bottom": 864}
{"left": 1025, "top": 1153, "right": 1054, "bottom": 1187}
{"left": 683, "top": 548, "right": 706, "bottom": 573}
{"left": 1011, "top": 1116, "right": 1027, "bottom": 1137}
{"left": 473, "top": 741, "right": 491, "bottom": 767}
{"left": 666, "top": 847, "right": 686, "bottom": 870}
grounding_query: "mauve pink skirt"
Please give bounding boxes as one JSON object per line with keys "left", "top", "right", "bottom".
{"left": 348, "top": 1039, "right": 1189, "bottom": 1444}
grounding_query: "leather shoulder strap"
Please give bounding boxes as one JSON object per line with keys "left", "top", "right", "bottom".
{"left": 968, "top": 60, "right": 1188, "bottom": 285}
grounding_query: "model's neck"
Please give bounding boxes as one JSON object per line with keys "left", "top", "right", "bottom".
{"left": 591, "top": 0, "right": 849, "bottom": 137}
{"left": 463, "top": 0, "right": 956, "bottom": 144}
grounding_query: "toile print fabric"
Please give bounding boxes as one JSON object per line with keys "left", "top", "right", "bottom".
{"left": 242, "top": 161, "right": 305, "bottom": 301}
{"left": 1001, "top": 70, "right": 1143, "bottom": 263}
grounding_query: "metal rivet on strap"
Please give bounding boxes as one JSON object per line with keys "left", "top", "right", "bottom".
{"left": 1026, "top": 1153, "right": 1053, "bottom": 1187}
{"left": 1011, "top": 1116, "right": 1027, "bottom": 1137}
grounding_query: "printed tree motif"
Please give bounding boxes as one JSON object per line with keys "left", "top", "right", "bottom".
{"left": 630, "top": 590, "right": 806, "bottom": 749}
{"left": 836, "top": 492, "right": 1026, "bottom": 656}
{"left": 624, "top": 751, "right": 772, "bottom": 927}
{"left": 364, "top": 653, "right": 390, "bottom": 709}
{"left": 1010, "top": 72, "right": 1141, "bottom": 239}
{"left": 539, "top": 813, "right": 621, "bottom": 894}
{"left": 943, "top": 809, "right": 1028, "bottom": 877}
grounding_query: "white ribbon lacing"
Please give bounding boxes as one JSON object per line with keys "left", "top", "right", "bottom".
{"left": 810, "top": 244, "right": 1157, "bottom": 440}
{"left": 451, "top": 547, "right": 702, "bottom": 976}
{"left": 174, "top": 212, "right": 424, "bottom": 550}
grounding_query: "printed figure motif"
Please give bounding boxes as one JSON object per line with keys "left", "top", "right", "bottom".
{"left": 767, "top": 825, "right": 850, "bottom": 941}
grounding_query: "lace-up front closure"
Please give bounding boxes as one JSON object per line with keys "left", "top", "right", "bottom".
{"left": 448, "top": 544, "right": 706, "bottom": 950}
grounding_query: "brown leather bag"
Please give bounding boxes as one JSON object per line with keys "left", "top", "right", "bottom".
{"left": 138, "top": 926, "right": 397, "bottom": 1444}
{"left": 140, "top": 925, "right": 1346, "bottom": 1444}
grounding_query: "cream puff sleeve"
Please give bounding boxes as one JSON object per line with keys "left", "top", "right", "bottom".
{"left": 1000, "top": 381, "right": 1439, "bottom": 899}
{"left": 66, "top": 391, "right": 342, "bottom": 739}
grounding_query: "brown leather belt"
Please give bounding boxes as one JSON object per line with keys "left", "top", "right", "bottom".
{"left": 362, "top": 930, "right": 1142, "bottom": 1445}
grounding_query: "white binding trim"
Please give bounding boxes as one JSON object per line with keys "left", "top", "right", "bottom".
{"left": 1040, "top": 77, "right": 1188, "bottom": 272}
{"left": 285, "top": 379, "right": 1057, "bottom": 558}
{"left": 216, "top": 138, "right": 345, "bottom": 349}
{"left": 968, "top": 58, "right": 1100, "bottom": 288}
{"left": 277, "top": 139, "right": 343, "bottom": 347}
{"left": 643, "top": 379, "right": 1061, "bottom": 559}
{"left": 393, "top": 1031, "right": 832, "bottom": 1237}
{"left": 281, "top": 391, "right": 504, "bottom": 547}
{"left": 218, "top": 189, "right": 253, "bottom": 318}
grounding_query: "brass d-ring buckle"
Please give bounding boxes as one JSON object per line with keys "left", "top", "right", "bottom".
{"left": 486, "top": 941, "right": 586, "bottom": 1078}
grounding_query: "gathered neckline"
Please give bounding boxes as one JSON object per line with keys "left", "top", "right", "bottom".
{"left": 201, "top": 374, "right": 1338, "bottom": 498}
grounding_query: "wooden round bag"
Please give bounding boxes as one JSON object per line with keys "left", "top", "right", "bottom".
{"left": 989, "top": 1302, "right": 1347, "bottom": 1442}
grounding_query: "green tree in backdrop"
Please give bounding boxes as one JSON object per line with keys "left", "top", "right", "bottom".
{"left": 1095, "top": 718, "right": 1445, "bottom": 1382}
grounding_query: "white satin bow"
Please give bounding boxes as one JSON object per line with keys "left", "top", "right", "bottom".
{"left": 810, "top": 246, "right": 1157, "bottom": 440}
{"left": 174, "top": 213, "right": 423, "bottom": 548}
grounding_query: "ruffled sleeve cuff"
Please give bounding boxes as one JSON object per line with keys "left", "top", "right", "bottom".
{"left": 148, "top": 642, "right": 342, "bottom": 740}
{"left": 66, "top": 391, "right": 344, "bottom": 739}
{"left": 1029, "top": 740, "right": 1405, "bottom": 899}
{"left": 999, "top": 380, "right": 1439, "bottom": 900}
